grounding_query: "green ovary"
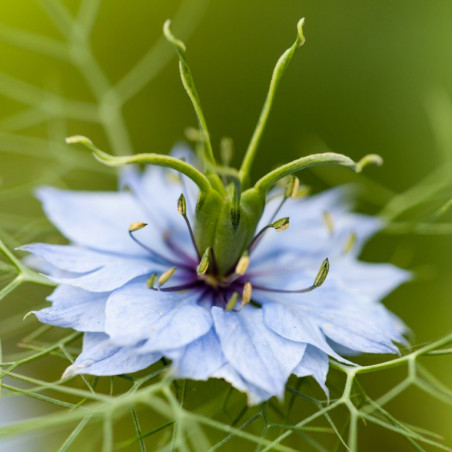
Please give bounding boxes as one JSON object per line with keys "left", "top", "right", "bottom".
{"left": 193, "top": 188, "right": 265, "bottom": 275}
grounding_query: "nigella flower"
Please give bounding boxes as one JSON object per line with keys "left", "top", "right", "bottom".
{"left": 23, "top": 19, "right": 410, "bottom": 404}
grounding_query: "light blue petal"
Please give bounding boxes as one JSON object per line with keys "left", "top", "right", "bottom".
{"left": 63, "top": 333, "right": 161, "bottom": 378}
{"left": 32, "top": 285, "right": 107, "bottom": 332}
{"left": 258, "top": 186, "right": 350, "bottom": 229}
{"left": 260, "top": 285, "right": 402, "bottom": 354}
{"left": 22, "top": 253, "right": 80, "bottom": 279}
{"left": 36, "top": 187, "right": 151, "bottom": 255}
{"left": 50, "top": 259, "right": 161, "bottom": 292}
{"left": 333, "top": 257, "right": 411, "bottom": 302}
{"left": 21, "top": 243, "right": 113, "bottom": 273}
{"left": 212, "top": 306, "right": 306, "bottom": 397}
{"left": 307, "top": 289, "right": 404, "bottom": 354}
{"left": 250, "top": 248, "right": 409, "bottom": 306}
{"left": 293, "top": 345, "right": 329, "bottom": 395}
{"left": 319, "top": 305, "right": 403, "bottom": 355}
{"left": 167, "top": 329, "right": 226, "bottom": 380}
{"left": 105, "top": 280, "right": 212, "bottom": 352}
{"left": 253, "top": 213, "right": 380, "bottom": 265}
{"left": 22, "top": 243, "right": 162, "bottom": 292}
{"left": 120, "top": 164, "right": 198, "bottom": 226}
{"left": 119, "top": 166, "right": 198, "bottom": 259}
{"left": 252, "top": 187, "right": 381, "bottom": 266}
{"left": 261, "top": 300, "right": 351, "bottom": 363}
{"left": 212, "top": 364, "right": 273, "bottom": 405}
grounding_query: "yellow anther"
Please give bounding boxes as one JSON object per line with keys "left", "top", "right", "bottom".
{"left": 146, "top": 273, "right": 158, "bottom": 289}
{"left": 314, "top": 258, "right": 329, "bottom": 288}
{"left": 284, "top": 175, "right": 300, "bottom": 199}
{"left": 323, "top": 211, "right": 334, "bottom": 234}
{"left": 197, "top": 247, "right": 212, "bottom": 275}
{"left": 273, "top": 217, "right": 290, "bottom": 232}
{"left": 240, "top": 281, "right": 253, "bottom": 308}
{"left": 177, "top": 194, "right": 187, "bottom": 215}
{"left": 235, "top": 253, "right": 250, "bottom": 276}
{"left": 129, "top": 222, "right": 147, "bottom": 232}
{"left": 158, "top": 267, "right": 177, "bottom": 287}
{"left": 226, "top": 292, "right": 239, "bottom": 311}
{"left": 343, "top": 232, "right": 356, "bottom": 254}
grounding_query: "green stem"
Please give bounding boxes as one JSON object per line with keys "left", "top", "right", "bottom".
{"left": 239, "top": 18, "right": 306, "bottom": 187}
{"left": 66, "top": 136, "right": 213, "bottom": 194}
{"left": 0, "top": 240, "right": 55, "bottom": 289}
{"left": 330, "top": 333, "right": 452, "bottom": 376}
{"left": 255, "top": 152, "right": 382, "bottom": 195}
{"left": 163, "top": 20, "right": 216, "bottom": 167}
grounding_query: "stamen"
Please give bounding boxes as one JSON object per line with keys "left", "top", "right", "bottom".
{"left": 197, "top": 247, "right": 212, "bottom": 275}
{"left": 158, "top": 266, "right": 177, "bottom": 287}
{"left": 177, "top": 193, "right": 200, "bottom": 258}
{"left": 150, "top": 280, "right": 203, "bottom": 292}
{"left": 265, "top": 184, "right": 309, "bottom": 204}
{"left": 268, "top": 176, "right": 298, "bottom": 223}
{"left": 226, "top": 291, "right": 239, "bottom": 311}
{"left": 146, "top": 273, "right": 157, "bottom": 289}
{"left": 185, "top": 127, "right": 204, "bottom": 142}
{"left": 292, "top": 185, "right": 310, "bottom": 199}
{"left": 253, "top": 258, "right": 329, "bottom": 293}
{"left": 235, "top": 252, "right": 250, "bottom": 276}
{"left": 248, "top": 217, "right": 290, "bottom": 252}
{"left": 129, "top": 222, "right": 147, "bottom": 232}
{"left": 176, "top": 159, "right": 195, "bottom": 215}
{"left": 240, "top": 281, "right": 253, "bottom": 309}
{"left": 128, "top": 224, "right": 181, "bottom": 267}
{"left": 323, "top": 211, "right": 335, "bottom": 234}
{"left": 285, "top": 175, "right": 300, "bottom": 199}
{"left": 222, "top": 252, "right": 250, "bottom": 285}
{"left": 273, "top": 217, "right": 290, "bottom": 231}
{"left": 343, "top": 232, "right": 356, "bottom": 254}
{"left": 313, "top": 258, "right": 330, "bottom": 287}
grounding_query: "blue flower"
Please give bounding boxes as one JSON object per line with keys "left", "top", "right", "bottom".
{"left": 23, "top": 147, "right": 409, "bottom": 404}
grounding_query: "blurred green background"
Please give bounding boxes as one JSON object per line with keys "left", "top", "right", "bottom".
{"left": 0, "top": 0, "right": 451, "bottom": 450}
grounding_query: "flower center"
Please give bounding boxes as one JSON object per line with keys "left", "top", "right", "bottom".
{"left": 128, "top": 209, "right": 330, "bottom": 312}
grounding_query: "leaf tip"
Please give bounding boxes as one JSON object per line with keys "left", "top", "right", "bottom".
{"left": 65, "top": 135, "right": 93, "bottom": 146}
{"left": 355, "top": 154, "right": 383, "bottom": 173}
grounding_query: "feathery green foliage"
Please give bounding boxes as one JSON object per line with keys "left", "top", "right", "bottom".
{"left": 0, "top": 1, "right": 451, "bottom": 450}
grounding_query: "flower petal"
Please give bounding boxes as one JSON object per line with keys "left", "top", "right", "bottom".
{"left": 261, "top": 285, "right": 402, "bottom": 355}
{"left": 21, "top": 243, "right": 105, "bottom": 273}
{"left": 63, "top": 333, "right": 161, "bottom": 378}
{"left": 212, "top": 306, "right": 306, "bottom": 397}
{"left": 37, "top": 187, "right": 150, "bottom": 255}
{"left": 333, "top": 257, "right": 411, "bottom": 302}
{"left": 119, "top": 166, "right": 198, "bottom": 259}
{"left": 105, "top": 280, "right": 212, "bottom": 352}
{"left": 293, "top": 345, "right": 329, "bottom": 395}
{"left": 32, "top": 285, "right": 107, "bottom": 332}
{"left": 166, "top": 329, "right": 226, "bottom": 380}
{"left": 261, "top": 300, "right": 350, "bottom": 363}
{"left": 212, "top": 364, "right": 273, "bottom": 405}
{"left": 120, "top": 164, "right": 198, "bottom": 228}
{"left": 253, "top": 187, "right": 381, "bottom": 266}
{"left": 22, "top": 243, "right": 162, "bottom": 292}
